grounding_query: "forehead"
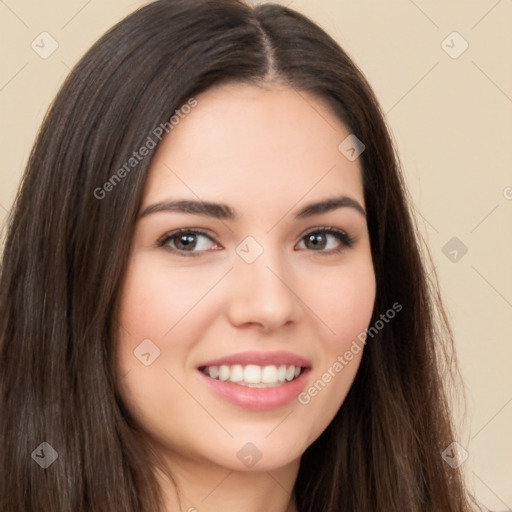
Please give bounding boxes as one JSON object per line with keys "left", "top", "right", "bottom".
{"left": 141, "top": 82, "right": 364, "bottom": 214}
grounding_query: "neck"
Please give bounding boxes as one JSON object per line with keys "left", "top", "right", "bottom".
{"left": 154, "top": 455, "right": 300, "bottom": 512}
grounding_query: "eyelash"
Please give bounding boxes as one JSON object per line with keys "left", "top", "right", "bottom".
{"left": 157, "top": 227, "right": 355, "bottom": 258}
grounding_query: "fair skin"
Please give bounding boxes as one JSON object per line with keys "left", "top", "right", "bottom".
{"left": 116, "top": 81, "right": 376, "bottom": 512}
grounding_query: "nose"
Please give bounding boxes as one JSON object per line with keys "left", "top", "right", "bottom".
{"left": 225, "top": 247, "right": 303, "bottom": 332}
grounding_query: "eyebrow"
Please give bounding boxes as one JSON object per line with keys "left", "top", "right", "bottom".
{"left": 139, "top": 195, "right": 366, "bottom": 220}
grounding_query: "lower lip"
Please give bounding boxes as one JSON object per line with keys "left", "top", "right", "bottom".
{"left": 198, "top": 369, "right": 310, "bottom": 411}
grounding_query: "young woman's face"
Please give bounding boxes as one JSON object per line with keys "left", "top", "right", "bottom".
{"left": 116, "top": 82, "right": 376, "bottom": 474}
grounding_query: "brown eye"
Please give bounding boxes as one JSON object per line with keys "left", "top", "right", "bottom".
{"left": 173, "top": 233, "right": 200, "bottom": 251}
{"left": 157, "top": 229, "right": 220, "bottom": 256}
{"left": 304, "top": 232, "right": 329, "bottom": 250}
{"left": 297, "top": 228, "right": 355, "bottom": 253}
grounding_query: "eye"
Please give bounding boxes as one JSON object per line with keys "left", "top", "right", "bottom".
{"left": 157, "top": 229, "right": 221, "bottom": 257}
{"left": 296, "top": 227, "right": 355, "bottom": 254}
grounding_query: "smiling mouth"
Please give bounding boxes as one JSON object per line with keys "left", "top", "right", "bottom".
{"left": 199, "top": 364, "right": 305, "bottom": 388}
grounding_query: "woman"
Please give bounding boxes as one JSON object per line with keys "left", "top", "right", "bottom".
{"left": 0, "top": 0, "right": 485, "bottom": 510}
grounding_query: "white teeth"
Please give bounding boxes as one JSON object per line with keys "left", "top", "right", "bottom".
{"left": 285, "top": 366, "right": 295, "bottom": 381}
{"left": 244, "top": 364, "right": 261, "bottom": 383}
{"left": 209, "top": 366, "right": 219, "bottom": 379}
{"left": 219, "top": 365, "right": 230, "bottom": 381}
{"left": 202, "top": 364, "right": 303, "bottom": 387}
{"left": 230, "top": 364, "right": 244, "bottom": 382}
{"left": 261, "top": 365, "right": 278, "bottom": 383}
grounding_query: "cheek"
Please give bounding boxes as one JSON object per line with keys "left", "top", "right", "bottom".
{"left": 115, "top": 256, "right": 194, "bottom": 383}
{"left": 114, "top": 256, "right": 207, "bottom": 438}
{"left": 295, "top": 260, "right": 375, "bottom": 432}
{"left": 115, "top": 254, "right": 229, "bottom": 408}
{"left": 314, "top": 260, "right": 376, "bottom": 349}
{"left": 117, "top": 255, "right": 216, "bottom": 342}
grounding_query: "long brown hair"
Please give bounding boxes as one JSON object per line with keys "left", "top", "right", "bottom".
{"left": 0, "top": 0, "right": 476, "bottom": 510}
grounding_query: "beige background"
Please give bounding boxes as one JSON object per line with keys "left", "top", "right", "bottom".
{"left": 1, "top": 0, "right": 511, "bottom": 508}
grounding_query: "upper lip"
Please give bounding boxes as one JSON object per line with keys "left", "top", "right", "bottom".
{"left": 197, "top": 351, "right": 311, "bottom": 369}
